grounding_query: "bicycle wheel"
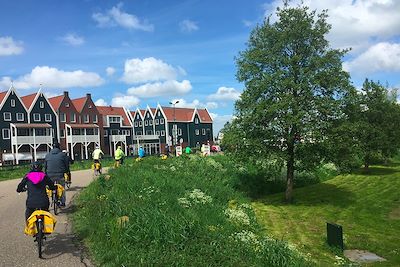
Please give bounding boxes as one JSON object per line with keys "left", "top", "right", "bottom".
{"left": 36, "top": 219, "right": 44, "bottom": 258}
{"left": 53, "top": 193, "right": 58, "bottom": 215}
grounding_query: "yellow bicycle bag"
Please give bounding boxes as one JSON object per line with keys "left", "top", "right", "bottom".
{"left": 25, "top": 210, "right": 57, "bottom": 236}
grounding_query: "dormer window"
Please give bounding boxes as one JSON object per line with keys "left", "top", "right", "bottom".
{"left": 147, "top": 113, "right": 150, "bottom": 118}
{"left": 195, "top": 118, "right": 199, "bottom": 124}
{"left": 40, "top": 101, "right": 44, "bottom": 108}
{"left": 11, "top": 99, "right": 15, "bottom": 107}
{"left": 109, "top": 116, "right": 121, "bottom": 123}
{"left": 158, "top": 111, "right": 160, "bottom": 116}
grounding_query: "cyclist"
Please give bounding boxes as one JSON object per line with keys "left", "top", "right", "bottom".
{"left": 17, "top": 161, "right": 56, "bottom": 220}
{"left": 185, "top": 146, "right": 192, "bottom": 154}
{"left": 62, "top": 150, "right": 74, "bottom": 185}
{"left": 114, "top": 146, "right": 125, "bottom": 165}
{"left": 44, "top": 143, "right": 69, "bottom": 207}
{"left": 92, "top": 145, "right": 104, "bottom": 171}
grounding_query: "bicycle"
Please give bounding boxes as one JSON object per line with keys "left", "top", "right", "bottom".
{"left": 114, "top": 159, "right": 122, "bottom": 168}
{"left": 46, "top": 183, "right": 64, "bottom": 215}
{"left": 92, "top": 161, "right": 102, "bottom": 176}
{"left": 64, "top": 172, "right": 71, "bottom": 189}
{"left": 25, "top": 209, "right": 57, "bottom": 258}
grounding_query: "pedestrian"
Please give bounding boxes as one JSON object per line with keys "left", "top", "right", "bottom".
{"left": 185, "top": 146, "right": 192, "bottom": 154}
{"left": 165, "top": 145, "right": 170, "bottom": 157}
{"left": 17, "top": 161, "right": 56, "bottom": 220}
{"left": 115, "top": 146, "right": 125, "bottom": 165}
{"left": 44, "top": 143, "right": 69, "bottom": 207}
{"left": 138, "top": 146, "right": 145, "bottom": 159}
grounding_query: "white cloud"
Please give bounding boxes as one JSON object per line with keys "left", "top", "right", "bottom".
{"left": 61, "top": 33, "right": 85, "bottom": 46}
{"left": 111, "top": 95, "right": 140, "bottom": 108}
{"left": 95, "top": 98, "right": 108, "bottom": 106}
{"left": 208, "top": 86, "right": 241, "bottom": 101}
{"left": 127, "top": 80, "right": 192, "bottom": 98}
{"left": 92, "top": 3, "right": 153, "bottom": 31}
{"left": 179, "top": 20, "right": 199, "bottom": 33}
{"left": 171, "top": 99, "right": 218, "bottom": 109}
{"left": 0, "top": 36, "right": 24, "bottom": 56}
{"left": 264, "top": 0, "right": 400, "bottom": 52}
{"left": 344, "top": 42, "right": 400, "bottom": 74}
{"left": 242, "top": 20, "right": 253, "bottom": 27}
{"left": 0, "top": 66, "right": 104, "bottom": 89}
{"left": 121, "top": 57, "right": 183, "bottom": 84}
{"left": 209, "top": 113, "right": 234, "bottom": 136}
{"left": 106, "top": 67, "right": 116, "bottom": 76}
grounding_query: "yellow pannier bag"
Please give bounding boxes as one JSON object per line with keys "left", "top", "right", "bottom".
{"left": 56, "top": 184, "right": 64, "bottom": 198}
{"left": 24, "top": 210, "right": 57, "bottom": 236}
{"left": 46, "top": 188, "right": 52, "bottom": 198}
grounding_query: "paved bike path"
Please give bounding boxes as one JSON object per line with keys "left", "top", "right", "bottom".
{"left": 0, "top": 169, "right": 96, "bottom": 267}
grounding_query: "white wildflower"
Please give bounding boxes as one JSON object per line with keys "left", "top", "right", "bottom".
{"left": 224, "top": 208, "right": 250, "bottom": 225}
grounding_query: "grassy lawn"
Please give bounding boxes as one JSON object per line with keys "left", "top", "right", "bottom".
{"left": 253, "top": 163, "right": 400, "bottom": 266}
{"left": 0, "top": 158, "right": 116, "bottom": 182}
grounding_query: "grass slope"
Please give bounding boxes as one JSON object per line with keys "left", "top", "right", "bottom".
{"left": 73, "top": 156, "right": 311, "bottom": 267}
{"left": 253, "top": 163, "right": 400, "bottom": 266}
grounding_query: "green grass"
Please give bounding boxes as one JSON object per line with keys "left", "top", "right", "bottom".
{"left": 72, "top": 155, "right": 311, "bottom": 267}
{"left": 0, "top": 158, "right": 115, "bottom": 182}
{"left": 253, "top": 164, "right": 400, "bottom": 266}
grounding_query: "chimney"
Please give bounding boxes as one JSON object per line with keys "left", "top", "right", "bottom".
{"left": 63, "top": 91, "right": 69, "bottom": 97}
{"left": 86, "top": 93, "right": 91, "bottom": 99}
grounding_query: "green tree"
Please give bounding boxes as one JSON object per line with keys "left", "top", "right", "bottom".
{"left": 234, "top": 4, "right": 351, "bottom": 202}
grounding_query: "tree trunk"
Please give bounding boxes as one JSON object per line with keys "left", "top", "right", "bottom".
{"left": 285, "top": 141, "right": 295, "bottom": 203}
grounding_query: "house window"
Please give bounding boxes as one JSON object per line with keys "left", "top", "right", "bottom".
{"left": 40, "top": 101, "right": 44, "bottom": 108}
{"left": 70, "top": 113, "right": 76, "bottom": 122}
{"left": 160, "top": 118, "right": 164, "bottom": 124}
{"left": 84, "top": 114, "right": 89, "bottom": 123}
{"left": 178, "top": 128, "right": 182, "bottom": 136}
{"left": 135, "top": 121, "right": 138, "bottom": 127}
{"left": 149, "top": 120, "right": 153, "bottom": 126}
{"left": 155, "top": 119, "right": 159, "bottom": 125}
{"left": 11, "top": 99, "right": 15, "bottom": 107}
{"left": 33, "top": 113, "right": 41, "bottom": 122}
{"left": 156, "top": 130, "right": 160, "bottom": 136}
{"left": 139, "top": 121, "right": 142, "bottom": 126}
{"left": 60, "top": 113, "right": 66, "bottom": 122}
{"left": 202, "top": 129, "right": 206, "bottom": 135}
{"left": 124, "top": 130, "right": 131, "bottom": 136}
{"left": 195, "top": 118, "right": 199, "bottom": 124}
{"left": 93, "top": 114, "right": 98, "bottom": 123}
{"left": 109, "top": 116, "right": 121, "bottom": 123}
{"left": 158, "top": 111, "right": 160, "bottom": 116}
{"left": 16, "top": 113, "right": 24, "bottom": 121}
{"left": 147, "top": 113, "right": 150, "bottom": 118}
{"left": 88, "top": 104, "right": 92, "bottom": 109}
{"left": 195, "top": 129, "right": 200, "bottom": 135}
{"left": 145, "top": 120, "right": 148, "bottom": 126}
{"left": 45, "top": 114, "right": 52, "bottom": 122}
{"left": 2, "top": 129, "right": 10, "bottom": 139}
{"left": 65, "top": 102, "right": 70, "bottom": 107}
{"left": 136, "top": 131, "right": 142, "bottom": 135}
{"left": 161, "top": 130, "right": 165, "bottom": 136}
{"left": 146, "top": 130, "right": 153, "bottom": 135}
{"left": 3, "top": 112, "right": 11, "bottom": 121}
{"left": 60, "top": 129, "right": 65, "bottom": 138}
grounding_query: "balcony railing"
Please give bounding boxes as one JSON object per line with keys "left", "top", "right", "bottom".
{"left": 110, "top": 135, "right": 127, "bottom": 142}
{"left": 133, "top": 134, "right": 159, "bottom": 140}
{"left": 66, "top": 135, "right": 99, "bottom": 143}
{"left": 11, "top": 135, "right": 53, "bottom": 145}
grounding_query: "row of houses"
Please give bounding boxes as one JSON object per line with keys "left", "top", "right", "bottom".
{"left": 0, "top": 86, "right": 213, "bottom": 164}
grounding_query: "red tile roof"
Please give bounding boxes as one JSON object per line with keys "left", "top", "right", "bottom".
{"left": 13, "top": 123, "right": 51, "bottom": 128}
{"left": 140, "top": 109, "right": 146, "bottom": 116}
{"left": 48, "top": 95, "right": 64, "bottom": 110}
{"left": 130, "top": 111, "right": 136, "bottom": 119}
{"left": 97, "top": 106, "right": 131, "bottom": 127}
{"left": 21, "top": 93, "right": 37, "bottom": 109}
{"left": 71, "top": 96, "right": 87, "bottom": 112}
{"left": 0, "top": 90, "right": 7, "bottom": 105}
{"left": 197, "top": 109, "right": 213, "bottom": 122}
{"left": 162, "top": 107, "right": 194, "bottom": 122}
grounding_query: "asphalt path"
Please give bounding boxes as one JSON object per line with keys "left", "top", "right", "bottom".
{"left": 0, "top": 169, "right": 96, "bottom": 267}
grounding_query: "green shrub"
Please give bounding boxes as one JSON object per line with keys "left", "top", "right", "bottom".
{"left": 73, "top": 156, "right": 311, "bottom": 267}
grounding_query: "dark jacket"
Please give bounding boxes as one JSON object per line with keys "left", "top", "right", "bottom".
{"left": 45, "top": 148, "right": 69, "bottom": 180}
{"left": 17, "top": 171, "right": 56, "bottom": 208}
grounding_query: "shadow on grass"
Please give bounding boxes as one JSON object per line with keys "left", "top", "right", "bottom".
{"left": 353, "top": 166, "right": 399, "bottom": 176}
{"left": 259, "top": 183, "right": 356, "bottom": 208}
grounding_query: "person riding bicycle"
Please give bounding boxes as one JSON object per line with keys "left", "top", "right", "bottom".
{"left": 62, "top": 150, "right": 73, "bottom": 185}
{"left": 17, "top": 161, "right": 56, "bottom": 220}
{"left": 44, "top": 143, "right": 69, "bottom": 207}
{"left": 114, "top": 146, "right": 125, "bottom": 165}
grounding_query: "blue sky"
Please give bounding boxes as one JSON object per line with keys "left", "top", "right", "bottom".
{"left": 1, "top": 0, "right": 400, "bottom": 135}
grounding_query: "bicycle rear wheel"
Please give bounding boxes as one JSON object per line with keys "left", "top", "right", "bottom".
{"left": 36, "top": 219, "right": 44, "bottom": 258}
{"left": 53, "top": 194, "right": 58, "bottom": 215}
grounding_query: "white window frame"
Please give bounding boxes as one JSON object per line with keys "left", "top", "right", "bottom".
{"left": 149, "top": 120, "right": 153, "bottom": 126}
{"left": 147, "top": 113, "right": 150, "bottom": 118}
{"left": 195, "top": 118, "right": 199, "bottom": 124}
{"left": 93, "top": 114, "right": 98, "bottom": 123}
{"left": 70, "top": 113, "right": 76, "bottom": 122}
{"left": 178, "top": 128, "right": 182, "bottom": 136}
{"left": 10, "top": 99, "right": 15, "bottom": 107}
{"left": 84, "top": 114, "right": 89, "bottom": 123}
{"left": 158, "top": 111, "right": 161, "bottom": 116}
{"left": 145, "top": 120, "right": 148, "bottom": 126}
{"left": 65, "top": 102, "right": 70, "bottom": 107}
{"left": 160, "top": 118, "right": 164, "bottom": 124}
{"left": 33, "top": 113, "right": 41, "bottom": 122}
{"left": 3, "top": 112, "right": 11, "bottom": 121}
{"left": 139, "top": 121, "right": 143, "bottom": 127}
{"left": 156, "top": 130, "right": 160, "bottom": 136}
{"left": 155, "top": 119, "right": 159, "bottom": 125}
{"left": 161, "top": 130, "right": 165, "bottom": 136}
{"left": 2, "top": 128, "right": 10, "bottom": 139}
{"left": 60, "top": 113, "right": 66, "bottom": 122}
{"left": 195, "top": 129, "right": 200, "bottom": 135}
{"left": 135, "top": 121, "right": 138, "bottom": 127}
{"left": 16, "top": 113, "right": 24, "bottom": 121}
{"left": 202, "top": 128, "right": 206, "bottom": 135}
{"left": 45, "top": 114, "right": 52, "bottom": 122}
{"left": 40, "top": 101, "right": 44, "bottom": 108}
